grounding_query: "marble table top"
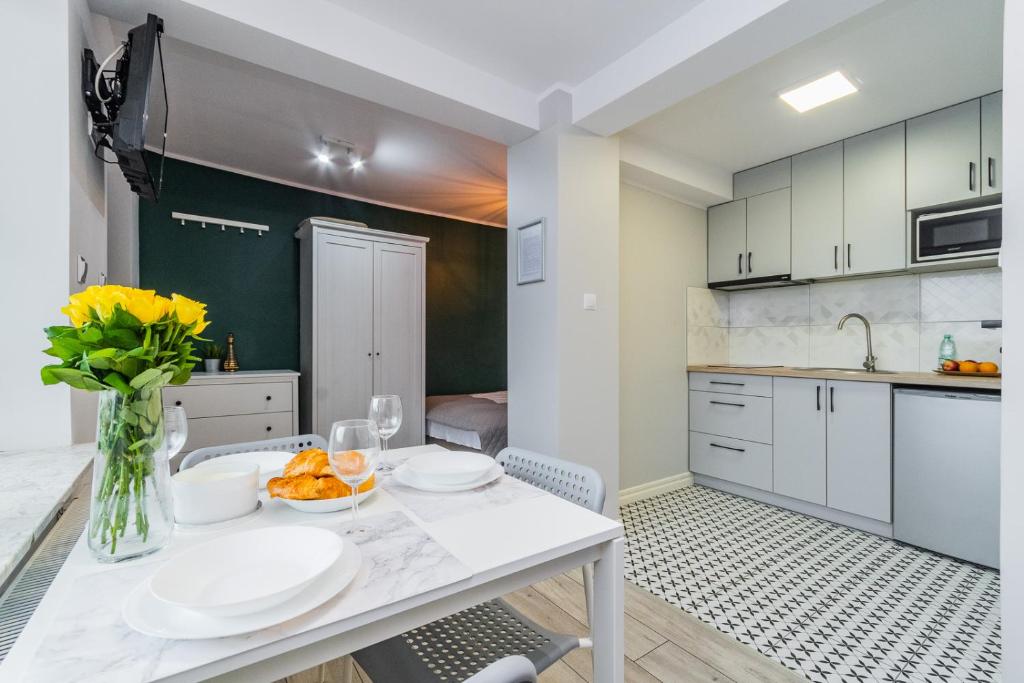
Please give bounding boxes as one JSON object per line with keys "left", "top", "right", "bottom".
{"left": 0, "top": 443, "right": 95, "bottom": 588}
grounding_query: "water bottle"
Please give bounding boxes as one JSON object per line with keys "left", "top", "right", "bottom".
{"left": 938, "top": 334, "right": 957, "bottom": 368}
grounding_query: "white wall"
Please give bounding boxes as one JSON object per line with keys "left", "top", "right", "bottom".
{"left": 507, "top": 124, "right": 620, "bottom": 515}
{"left": 619, "top": 184, "right": 706, "bottom": 489}
{"left": 0, "top": 1, "right": 73, "bottom": 451}
{"left": 1000, "top": 0, "right": 1022, "bottom": 677}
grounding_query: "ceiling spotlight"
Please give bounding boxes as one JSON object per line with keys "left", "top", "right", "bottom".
{"left": 315, "top": 150, "right": 330, "bottom": 164}
{"left": 318, "top": 135, "right": 365, "bottom": 170}
{"left": 349, "top": 155, "right": 364, "bottom": 170}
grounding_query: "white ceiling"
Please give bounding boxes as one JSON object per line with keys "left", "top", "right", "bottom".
{"left": 323, "top": 0, "right": 703, "bottom": 92}
{"left": 144, "top": 30, "right": 508, "bottom": 226}
{"left": 624, "top": 0, "right": 1004, "bottom": 174}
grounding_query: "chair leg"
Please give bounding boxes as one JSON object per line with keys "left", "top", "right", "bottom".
{"left": 319, "top": 662, "right": 328, "bottom": 683}
{"left": 341, "top": 655, "right": 355, "bottom": 683}
{"left": 582, "top": 563, "right": 595, "bottom": 627}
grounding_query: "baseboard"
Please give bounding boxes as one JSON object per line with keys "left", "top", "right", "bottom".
{"left": 619, "top": 472, "right": 694, "bottom": 506}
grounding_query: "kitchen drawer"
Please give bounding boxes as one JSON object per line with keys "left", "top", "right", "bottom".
{"left": 690, "top": 432, "right": 773, "bottom": 491}
{"left": 163, "top": 382, "right": 293, "bottom": 419}
{"left": 182, "top": 412, "right": 295, "bottom": 452}
{"left": 688, "top": 373, "right": 772, "bottom": 397}
{"left": 689, "top": 391, "right": 772, "bottom": 443}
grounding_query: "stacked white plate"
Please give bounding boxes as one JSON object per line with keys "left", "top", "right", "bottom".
{"left": 394, "top": 451, "right": 502, "bottom": 492}
{"left": 123, "top": 525, "right": 361, "bottom": 639}
{"left": 193, "top": 450, "right": 294, "bottom": 488}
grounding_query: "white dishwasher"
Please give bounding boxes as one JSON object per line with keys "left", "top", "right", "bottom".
{"left": 893, "top": 388, "right": 1000, "bottom": 568}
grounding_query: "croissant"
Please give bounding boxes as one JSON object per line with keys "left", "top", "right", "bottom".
{"left": 267, "top": 473, "right": 348, "bottom": 500}
{"left": 283, "top": 448, "right": 334, "bottom": 478}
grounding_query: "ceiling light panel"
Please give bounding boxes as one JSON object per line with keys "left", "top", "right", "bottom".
{"left": 780, "top": 71, "right": 858, "bottom": 113}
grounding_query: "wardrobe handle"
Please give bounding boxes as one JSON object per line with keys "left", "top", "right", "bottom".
{"left": 709, "top": 442, "right": 746, "bottom": 453}
{"left": 834, "top": 245, "right": 838, "bottom": 271}
{"left": 847, "top": 244, "right": 852, "bottom": 270}
{"left": 988, "top": 157, "right": 996, "bottom": 188}
{"left": 830, "top": 387, "right": 835, "bottom": 413}
{"left": 709, "top": 400, "right": 745, "bottom": 408}
{"left": 738, "top": 253, "right": 743, "bottom": 275}
{"left": 816, "top": 385, "right": 821, "bottom": 411}
{"left": 969, "top": 161, "right": 976, "bottom": 191}
{"left": 747, "top": 251, "right": 752, "bottom": 273}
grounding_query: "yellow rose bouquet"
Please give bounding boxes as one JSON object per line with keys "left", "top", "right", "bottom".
{"left": 42, "top": 285, "right": 210, "bottom": 561}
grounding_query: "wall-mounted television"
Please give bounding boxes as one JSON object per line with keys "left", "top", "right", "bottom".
{"left": 82, "top": 13, "right": 167, "bottom": 202}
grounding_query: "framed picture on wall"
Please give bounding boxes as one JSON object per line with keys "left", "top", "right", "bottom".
{"left": 516, "top": 218, "right": 545, "bottom": 285}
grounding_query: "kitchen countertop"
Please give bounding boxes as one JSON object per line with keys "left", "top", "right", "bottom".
{"left": 0, "top": 444, "right": 94, "bottom": 588}
{"left": 688, "top": 365, "right": 1002, "bottom": 391}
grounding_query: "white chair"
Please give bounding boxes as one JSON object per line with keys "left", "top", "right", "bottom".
{"left": 177, "top": 433, "right": 326, "bottom": 472}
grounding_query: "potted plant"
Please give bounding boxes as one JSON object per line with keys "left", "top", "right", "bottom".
{"left": 41, "top": 285, "right": 209, "bottom": 561}
{"left": 203, "top": 343, "right": 224, "bottom": 373}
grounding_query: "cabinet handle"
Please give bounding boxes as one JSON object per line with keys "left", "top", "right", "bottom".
{"left": 847, "top": 244, "right": 851, "bottom": 270}
{"left": 709, "top": 400, "right": 745, "bottom": 408}
{"left": 969, "top": 161, "right": 976, "bottom": 191}
{"left": 747, "top": 251, "right": 752, "bottom": 274}
{"left": 174, "top": 400, "right": 182, "bottom": 406}
{"left": 709, "top": 442, "right": 745, "bottom": 453}
{"left": 709, "top": 381, "right": 745, "bottom": 386}
{"left": 265, "top": 395, "right": 272, "bottom": 401}
{"left": 830, "top": 386, "right": 835, "bottom": 413}
{"left": 737, "top": 253, "right": 743, "bottom": 275}
{"left": 816, "top": 385, "right": 821, "bottom": 411}
{"left": 266, "top": 426, "right": 272, "bottom": 432}
{"left": 988, "top": 157, "right": 996, "bottom": 188}
{"left": 367, "top": 352, "right": 372, "bottom": 358}
{"left": 834, "top": 245, "right": 838, "bottom": 271}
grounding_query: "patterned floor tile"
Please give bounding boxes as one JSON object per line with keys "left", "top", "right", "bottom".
{"left": 620, "top": 485, "right": 1001, "bottom": 683}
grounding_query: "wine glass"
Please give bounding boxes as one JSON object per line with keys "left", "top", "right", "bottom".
{"left": 163, "top": 407, "right": 188, "bottom": 471}
{"left": 369, "top": 394, "right": 402, "bottom": 451}
{"left": 328, "top": 419, "right": 379, "bottom": 521}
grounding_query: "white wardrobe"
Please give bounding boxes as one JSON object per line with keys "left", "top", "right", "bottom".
{"left": 296, "top": 217, "right": 428, "bottom": 447}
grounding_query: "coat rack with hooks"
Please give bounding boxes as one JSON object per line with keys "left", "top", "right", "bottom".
{"left": 170, "top": 212, "right": 270, "bottom": 237}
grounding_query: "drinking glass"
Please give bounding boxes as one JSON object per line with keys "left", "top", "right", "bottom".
{"left": 328, "top": 419, "right": 380, "bottom": 521}
{"left": 369, "top": 394, "right": 402, "bottom": 451}
{"left": 163, "top": 406, "right": 188, "bottom": 469}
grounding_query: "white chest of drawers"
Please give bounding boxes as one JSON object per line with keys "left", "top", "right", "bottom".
{"left": 162, "top": 370, "right": 300, "bottom": 464}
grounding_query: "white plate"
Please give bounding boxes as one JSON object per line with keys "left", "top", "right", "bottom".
{"left": 194, "top": 451, "right": 294, "bottom": 488}
{"left": 393, "top": 462, "right": 504, "bottom": 492}
{"left": 278, "top": 486, "right": 376, "bottom": 513}
{"left": 405, "top": 451, "right": 495, "bottom": 485}
{"left": 149, "top": 526, "right": 343, "bottom": 617}
{"left": 124, "top": 539, "right": 362, "bottom": 639}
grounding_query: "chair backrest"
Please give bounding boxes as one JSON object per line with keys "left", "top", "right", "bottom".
{"left": 495, "top": 447, "right": 605, "bottom": 513}
{"left": 179, "top": 433, "right": 327, "bottom": 471}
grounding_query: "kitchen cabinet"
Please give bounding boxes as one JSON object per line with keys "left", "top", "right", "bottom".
{"left": 826, "top": 380, "right": 892, "bottom": 522}
{"left": 745, "top": 188, "right": 791, "bottom": 279}
{"left": 907, "top": 99, "right": 981, "bottom": 209}
{"left": 772, "top": 377, "right": 826, "bottom": 505}
{"left": 843, "top": 123, "right": 906, "bottom": 276}
{"left": 734, "top": 158, "right": 791, "bottom": 200}
{"left": 707, "top": 199, "right": 746, "bottom": 284}
{"left": 981, "top": 92, "right": 1002, "bottom": 196}
{"left": 689, "top": 390, "right": 772, "bottom": 444}
{"left": 791, "top": 142, "right": 844, "bottom": 280}
{"left": 690, "top": 432, "right": 773, "bottom": 492}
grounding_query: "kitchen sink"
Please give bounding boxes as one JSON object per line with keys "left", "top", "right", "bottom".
{"left": 791, "top": 367, "right": 897, "bottom": 374}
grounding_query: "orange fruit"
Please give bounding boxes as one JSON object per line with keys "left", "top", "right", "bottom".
{"left": 332, "top": 449, "right": 367, "bottom": 476}
{"left": 339, "top": 473, "right": 375, "bottom": 496}
{"left": 959, "top": 360, "right": 979, "bottom": 373}
{"left": 979, "top": 362, "right": 999, "bottom": 373}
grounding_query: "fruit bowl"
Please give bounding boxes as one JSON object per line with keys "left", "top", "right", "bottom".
{"left": 934, "top": 360, "right": 1001, "bottom": 378}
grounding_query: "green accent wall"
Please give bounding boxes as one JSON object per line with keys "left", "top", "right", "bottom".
{"left": 139, "top": 156, "right": 506, "bottom": 395}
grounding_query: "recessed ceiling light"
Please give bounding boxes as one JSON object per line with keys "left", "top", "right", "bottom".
{"left": 780, "top": 71, "right": 858, "bottom": 113}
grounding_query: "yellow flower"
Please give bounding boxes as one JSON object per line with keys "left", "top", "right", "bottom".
{"left": 61, "top": 288, "right": 96, "bottom": 327}
{"left": 170, "top": 293, "right": 209, "bottom": 334}
{"left": 124, "top": 289, "right": 169, "bottom": 324}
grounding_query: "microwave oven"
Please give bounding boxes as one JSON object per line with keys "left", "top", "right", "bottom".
{"left": 914, "top": 203, "right": 1001, "bottom": 263}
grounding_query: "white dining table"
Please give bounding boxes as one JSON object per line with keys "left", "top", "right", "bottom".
{"left": 0, "top": 444, "right": 624, "bottom": 682}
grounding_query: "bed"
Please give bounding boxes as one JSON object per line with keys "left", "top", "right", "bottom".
{"left": 424, "top": 391, "right": 508, "bottom": 456}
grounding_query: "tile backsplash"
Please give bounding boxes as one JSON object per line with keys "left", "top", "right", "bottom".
{"left": 687, "top": 268, "right": 1002, "bottom": 371}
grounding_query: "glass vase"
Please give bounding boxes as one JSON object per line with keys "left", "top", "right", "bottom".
{"left": 89, "top": 388, "right": 174, "bottom": 562}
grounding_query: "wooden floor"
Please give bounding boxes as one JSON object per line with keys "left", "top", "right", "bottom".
{"left": 282, "top": 570, "right": 807, "bottom": 683}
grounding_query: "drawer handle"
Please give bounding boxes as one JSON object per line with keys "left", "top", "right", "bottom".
{"left": 266, "top": 395, "right": 272, "bottom": 401}
{"left": 709, "top": 381, "right": 745, "bottom": 386}
{"left": 174, "top": 400, "right": 182, "bottom": 406}
{"left": 709, "top": 442, "right": 745, "bottom": 453}
{"left": 266, "top": 426, "right": 273, "bottom": 432}
{"left": 709, "top": 400, "right": 745, "bottom": 408}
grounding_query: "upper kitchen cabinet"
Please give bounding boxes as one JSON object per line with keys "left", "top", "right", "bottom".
{"left": 791, "top": 142, "right": 844, "bottom": 280}
{"left": 707, "top": 199, "right": 747, "bottom": 284}
{"left": 981, "top": 92, "right": 1002, "bottom": 196}
{"left": 745, "top": 188, "right": 791, "bottom": 279}
{"left": 733, "top": 158, "right": 791, "bottom": 200}
{"left": 843, "top": 122, "right": 906, "bottom": 276}
{"left": 907, "top": 99, "right": 981, "bottom": 209}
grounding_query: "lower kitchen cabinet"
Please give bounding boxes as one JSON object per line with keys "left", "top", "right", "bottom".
{"left": 826, "top": 380, "right": 892, "bottom": 522}
{"left": 772, "top": 377, "right": 827, "bottom": 505}
{"left": 690, "top": 431, "right": 773, "bottom": 492}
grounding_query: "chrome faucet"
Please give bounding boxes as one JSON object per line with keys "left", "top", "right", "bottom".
{"left": 838, "top": 313, "right": 877, "bottom": 372}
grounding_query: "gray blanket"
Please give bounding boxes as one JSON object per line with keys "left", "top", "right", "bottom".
{"left": 425, "top": 394, "right": 508, "bottom": 456}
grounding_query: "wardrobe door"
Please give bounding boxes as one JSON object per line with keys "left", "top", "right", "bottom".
{"left": 315, "top": 233, "right": 374, "bottom": 436}
{"left": 373, "top": 241, "right": 424, "bottom": 447}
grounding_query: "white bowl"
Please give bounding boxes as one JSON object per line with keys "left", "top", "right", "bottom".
{"left": 149, "top": 525, "right": 343, "bottom": 617}
{"left": 405, "top": 451, "right": 494, "bottom": 485}
{"left": 279, "top": 486, "right": 376, "bottom": 513}
{"left": 172, "top": 462, "right": 259, "bottom": 526}
{"left": 193, "top": 450, "right": 293, "bottom": 488}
